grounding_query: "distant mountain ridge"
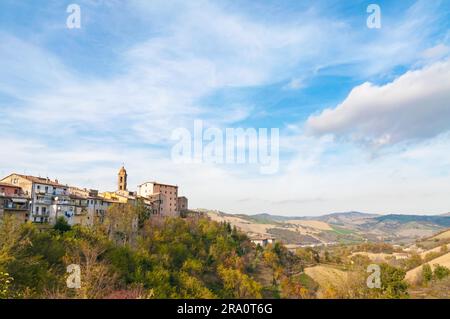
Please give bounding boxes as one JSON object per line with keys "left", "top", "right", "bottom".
{"left": 202, "top": 210, "right": 450, "bottom": 246}
{"left": 246, "top": 211, "right": 379, "bottom": 223}
{"left": 246, "top": 211, "right": 449, "bottom": 223}
{"left": 374, "top": 214, "right": 450, "bottom": 227}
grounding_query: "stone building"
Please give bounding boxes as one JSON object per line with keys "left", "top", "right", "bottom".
{"left": 137, "top": 181, "right": 179, "bottom": 216}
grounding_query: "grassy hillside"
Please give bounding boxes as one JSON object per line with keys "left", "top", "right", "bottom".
{"left": 405, "top": 252, "right": 450, "bottom": 284}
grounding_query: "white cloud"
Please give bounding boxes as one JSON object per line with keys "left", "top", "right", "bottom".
{"left": 306, "top": 60, "right": 450, "bottom": 146}
{"left": 1, "top": 1, "right": 450, "bottom": 215}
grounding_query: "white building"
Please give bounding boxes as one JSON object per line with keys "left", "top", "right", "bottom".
{"left": 0, "top": 174, "right": 70, "bottom": 224}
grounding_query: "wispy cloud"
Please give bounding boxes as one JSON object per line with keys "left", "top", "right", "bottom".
{"left": 0, "top": 0, "right": 449, "bottom": 215}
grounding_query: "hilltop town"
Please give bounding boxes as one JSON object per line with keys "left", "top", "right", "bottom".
{"left": 0, "top": 166, "right": 188, "bottom": 226}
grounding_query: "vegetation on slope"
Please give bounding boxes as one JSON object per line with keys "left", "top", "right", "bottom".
{"left": 3, "top": 205, "right": 444, "bottom": 299}
{"left": 0, "top": 205, "right": 307, "bottom": 299}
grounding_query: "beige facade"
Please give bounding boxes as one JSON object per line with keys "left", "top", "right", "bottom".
{"left": 70, "top": 187, "right": 119, "bottom": 226}
{"left": 137, "top": 182, "right": 178, "bottom": 216}
{"left": 1, "top": 174, "right": 69, "bottom": 224}
{"left": 0, "top": 194, "right": 29, "bottom": 224}
{"left": 0, "top": 182, "right": 30, "bottom": 223}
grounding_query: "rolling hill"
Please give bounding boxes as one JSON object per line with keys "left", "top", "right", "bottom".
{"left": 406, "top": 252, "right": 450, "bottom": 284}
{"left": 201, "top": 210, "right": 450, "bottom": 247}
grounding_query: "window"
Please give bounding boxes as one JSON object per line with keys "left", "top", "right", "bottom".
{"left": 42, "top": 207, "right": 47, "bottom": 213}
{"left": 37, "top": 185, "right": 40, "bottom": 190}
{"left": 35, "top": 207, "right": 39, "bottom": 213}
{"left": 45, "top": 186, "right": 48, "bottom": 192}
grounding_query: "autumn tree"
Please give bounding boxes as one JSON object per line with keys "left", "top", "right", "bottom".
{"left": 104, "top": 203, "right": 139, "bottom": 246}
{"left": 218, "top": 265, "right": 262, "bottom": 298}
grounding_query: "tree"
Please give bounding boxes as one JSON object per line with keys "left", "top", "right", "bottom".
{"left": 104, "top": 203, "right": 138, "bottom": 246}
{"left": 218, "top": 265, "right": 262, "bottom": 298}
{"left": 422, "top": 264, "right": 433, "bottom": 284}
{"left": 280, "top": 275, "right": 312, "bottom": 299}
{"left": 63, "top": 240, "right": 117, "bottom": 299}
{"left": 0, "top": 215, "right": 27, "bottom": 266}
{"left": 54, "top": 217, "right": 71, "bottom": 233}
{"left": 380, "top": 264, "right": 408, "bottom": 298}
{"left": 135, "top": 199, "right": 151, "bottom": 230}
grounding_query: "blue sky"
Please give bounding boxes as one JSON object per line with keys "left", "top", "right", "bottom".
{"left": 1, "top": 0, "right": 450, "bottom": 215}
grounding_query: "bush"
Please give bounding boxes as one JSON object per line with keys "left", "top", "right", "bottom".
{"left": 433, "top": 265, "right": 450, "bottom": 281}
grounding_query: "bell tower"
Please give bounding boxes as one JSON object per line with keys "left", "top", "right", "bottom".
{"left": 118, "top": 166, "right": 127, "bottom": 191}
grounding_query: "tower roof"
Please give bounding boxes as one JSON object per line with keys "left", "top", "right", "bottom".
{"left": 118, "top": 166, "right": 127, "bottom": 174}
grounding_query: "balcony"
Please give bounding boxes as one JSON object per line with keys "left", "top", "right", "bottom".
{"left": 55, "top": 199, "right": 71, "bottom": 205}
{"left": 35, "top": 198, "right": 52, "bottom": 205}
{"left": 4, "top": 203, "right": 28, "bottom": 211}
{"left": 32, "top": 212, "right": 50, "bottom": 218}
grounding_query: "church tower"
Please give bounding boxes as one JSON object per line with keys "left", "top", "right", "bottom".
{"left": 118, "top": 166, "right": 127, "bottom": 191}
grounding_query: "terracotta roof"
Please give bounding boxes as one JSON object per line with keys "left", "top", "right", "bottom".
{"left": 13, "top": 174, "right": 67, "bottom": 187}
{"left": 138, "top": 181, "right": 178, "bottom": 188}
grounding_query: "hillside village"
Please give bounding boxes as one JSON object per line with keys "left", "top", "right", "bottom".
{"left": 0, "top": 166, "right": 189, "bottom": 226}
{"left": 1, "top": 167, "right": 450, "bottom": 299}
{"left": 1, "top": 169, "right": 450, "bottom": 298}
